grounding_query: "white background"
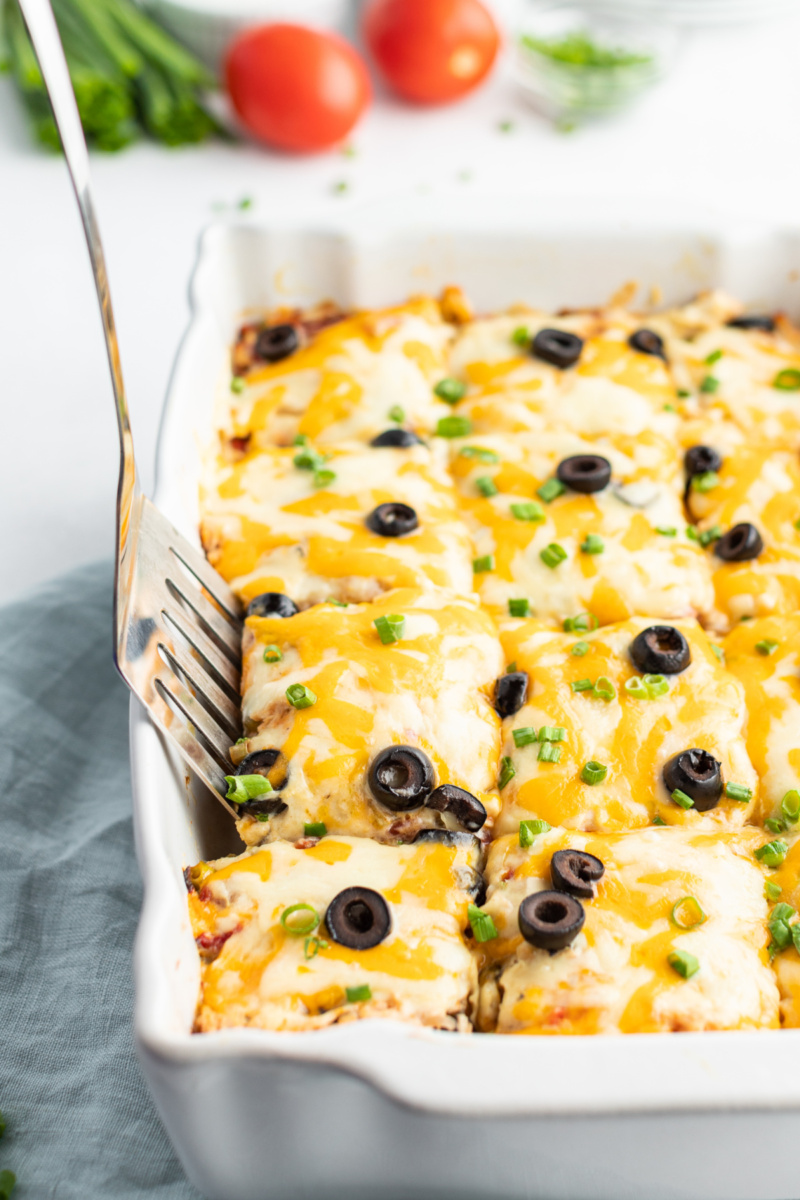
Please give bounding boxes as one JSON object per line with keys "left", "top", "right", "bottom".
{"left": 3, "top": 6, "right": 800, "bottom": 605}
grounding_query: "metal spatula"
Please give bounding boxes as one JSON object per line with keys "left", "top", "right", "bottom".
{"left": 19, "top": 0, "right": 241, "bottom": 818}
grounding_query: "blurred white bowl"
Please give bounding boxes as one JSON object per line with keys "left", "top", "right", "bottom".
{"left": 145, "top": 0, "right": 352, "bottom": 73}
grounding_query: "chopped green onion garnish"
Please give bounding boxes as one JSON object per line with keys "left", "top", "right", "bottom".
{"left": 794, "top": 516, "right": 800, "bottom": 532}
{"left": 263, "top": 644, "right": 282, "bottom": 663}
{"left": 434, "top": 377, "right": 467, "bottom": 404}
{"left": 230, "top": 376, "right": 245, "bottom": 394}
{"left": 294, "top": 434, "right": 309, "bottom": 446}
{"left": 671, "top": 896, "right": 706, "bottom": 930}
{"left": 765, "top": 818, "right": 785, "bottom": 835}
{"left": 476, "top": 475, "right": 498, "bottom": 497}
{"left": 563, "top": 612, "right": 598, "bottom": 632}
{"left": 280, "top": 903, "right": 320, "bottom": 935}
{"left": 571, "top": 641, "right": 589, "bottom": 656}
{"left": 519, "top": 818, "right": 551, "bottom": 847}
{"left": 225, "top": 774, "right": 273, "bottom": 804}
{"left": 286, "top": 683, "right": 317, "bottom": 709}
{"left": 571, "top": 678, "right": 594, "bottom": 693}
{"left": 699, "top": 375, "right": 720, "bottom": 393}
{"left": 581, "top": 760, "right": 607, "bottom": 785}
{"left": 537, "top": 477, "right": 566, "bottom": 503}
{"left": 668, "top": 949, "right": 699, "bottom": 980}
{"left": 388, "top": 405, "right": 405, "bottom": 424}
{"left": 468, "top": 903, "right": 498, "bottom": 943}
{"left": 677, "top": 389, "right": 691, "bottom": 399}
{"left": 511, "top": 326, "right": 531, "bottom": 347}
{"left": 540, "top": 543, "right": 567, "bottom": 569}
{"left": 725, "top": 782, "right": 752, "bottom": 802}
{"left": 781, "top": 790, "right": 800, "bottom": 824}
{"left": 663, "top": 404, "right": 676, "bottom": 413}
{"left": 346, "top": 984, "right": 372, "bottom": 1003}
{"left": 326, "top": 597, "right": 348, "bottom": 607}
{"left": 580, "top": 533, "right": 604, "bottom": 555}
{"left": 256, "top": 813, "right": 270, "bottom": 823}
{"left": 653, "top": 815, "right": 667, "bottom": 826}
{"left": 656, "top": 526, "right": 677, "bottom": 537}
{"left": 437, "top": 415, "right": 472, "bottom": 438}
{"left": 538, "top": 726, "right": 565, "bottom": 742}
{"left": 756, "top": 639, "right": 779, "bottom": 656}
{"left": 460, "top": 445, "right": 499, "bottom": 463}
{"left": 498, "top": 756, "right": 516, "bottom": 789}
{"left": 686, "top": 526, "right": 699, "bottom": 541}
{"left": 507, "top": 662, "right": 517, "bottom": 673}
{"left": 304, "top": 935, "right": 328, "bottom": 960}
{"left": 473, "top": 555, "right": 495, "bottom": 573}
{"left": 374, "top": 613, "right": 406, "bottom": 644}
{"left": 510, "top": 501, "right": 545, "bottom": 522}
{"left": 768, "top": 903, "right": 797, "bottom": 952}
{"left": 625, "top": 674, "right": 669, "bottom": 700}
{"left": 765, "top": 881, "right": 783, "bottom": 901}
{"left": 624, "top": 676, "right": 649, "bottom": 699}
{"left": 304, "top": 822, "right": 327, "bottom": 838}
{"left": 705, "top": 349, "right": 723, "bottom": 365}
{"left": 508, "top": 598, "right": 531, "bottom": 618}
{"left": 294, "top": 449, "right": 327, "bottom": 471}
{"left": 755, "top": 840, "right": 789, "bottom": 867}
{"left": 774, "top": 369, "right": 800, "bottom": 391}
{"left": 592, "top": 676, "right": 616, "bottom": 702}
{"left": 513, "top": 727, "right": 538, "bottom": 747}
{"left": 313, "top": 468, "right": 336, "bottom": 489}
{"left": 699, "top": 525, "right": 722, "bottom": 548}
{"left": 692, "top": 471, "right": 719, "bottom": 493}
{"left": 538, "top": 743, "right": 562, "bottom": 763}
{"left": 710, "top": 644, "right": 724, "bottom": 661}
{"left": 671, "top": 789, "right": 694, "bottom": 810}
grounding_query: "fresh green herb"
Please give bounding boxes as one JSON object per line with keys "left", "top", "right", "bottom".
{"left": 225, "top": 774, "right": 273, "bottom": 804}
{"left": 332, "top": 181, "right": 349, "bottom": 195}
{"left": 671, "top": 789, "right": 694, "bottom": 810}
{"left": 313, "top": 468, "right": 336, "bottom": 489}
{"left": 510, "top": 501, "right": 545, "bottom": 522}
{"left": 508, "top": 598, "right": 531, "bottom": 618}
{"left": 699, "top": 375, "right": 720, "bottom": 394}
{"left": 286, "top": 683, "right": 317, "bottom": 709}
{"left": 434, "top": 377, "right": 467, "bottom": 404}
{"left": 699, "top": 525, "right": 722, "bottom": 548}
{"left": 537, "top": 478, "right": 566, "bottom": 503}
{"left": 263, "top": 644, "right": 282, "bottom": 663}
{"left": 538, "top": 743, "right": 562, "bottom": 763}
{"left": 571, "top": 678, "right": 594, "bottom": 693}
{"left": 668, "top": 949, "right": 699, "bottom": 980}
{"left": 652, "top": 815, "right": 667, "bottom": 826}
{"left": 498, "top": 756, "right": 516, "bottom": 789}
{"left": 238, "top": 196, "right": 253, "bottom": 210}
{"left": 756, "top": 639, "right": 780, "bottom": 656}
{"left": 755, "top": 840, "right": 789, "bottom": 867}
{"left": 571, "top": 640, "right": 589, "bottom": 656}
{"left": 0, "top": 1170, "right": 15, "bottom": 1200}
{"left": 656, "top": 526, "right": 677, "bottom": 537}
{"left": 677, "top": 389, "right": 691, "bottom": 398}
{"left": 520, "top": 30, "right": 652, "bottom": 68}
{"left": 705, "top": 349, "right": 723, "bottom": 366}
{"left": 795, "top": 516, "right": 800, "bottom": 532}
{"left": 388, "top": 405, "right": 405, "bottom": 424}
{"left": 280, "top": 903, "right": 320, "bottom": 936}
{"left": 374, "top": 613, "right": 406, "bottom": 644}
{"left": 540, "top": 542, "right": 568, "bottom": 569}
{"left": 498, "top": 119, "right": 515, "bottom": 133}
{"left": 304, "top": 935, "right": 328, "bottom": 960}
{"left": 519, "top": 818, "right": 551, "bottom": 847}
{"left": 230, "top": 376, "right": 245, "bottom": 394}
{"left": 765, "top": 818, "right": 785, "bottom": 835}
{"left": 710, "top": 643, "right": 724, "bottom": 662}
{"left": 692, "top": 471, "right": 719, "bottom": 493}
{"left": 346, "top": 984, "right": 372, "bottom": 1002}
{"left": 774, "top": 369, "right": 800, "bottom": 391}
{"left": 781, "top": 790, "right": 800, "bottom": 824}
{"left": 671, "top": 896, "right": 706, "bottom": 930}
{"left": 592, "top": 676, "right": 616, "bottom": 702}
{"left": 468, "top": 903, "right": 498, "bottom": 943}
{"left": 293, "top": 434, "right": 309, "bottom": 446}
{"left": 766, "top": 880, "right": 783, "bottom": 901}
{"left": 473, "top": 555, "right": 495, "bottom": 573}
{"left": 740, "top": 615, "right": 754, "bottom": 621}
{"left": 511, "top": 325, "right": 531, "bottom": 347}
{"left": 686, "top": 525, "right": 699, "bottom": 542}
{"left": 725, "top": 782, "right": 752, "bottom": 802}
{"left": 476, "top": 475, "right": 498, "bottom": 497}
{"left": 460, "top": 445, "right": 499, "bottom": 463}
{"left": 563, "top": 612, "right": 598, "bottom": 633}
{"left": 304, "top": 822, "right": 327, "bottom": 838}
{"left": 768, "top": 903, "right": 797, "bottom": 953}
{"left": 326, "top": 597, "right": 348, "bottom": 607}
{"left": 255, "top": 813, "right": 270, "bottom": 823}
{"left": 436, "top": 415, "right": 472, "bottom": 438}
{"left": 663, "top": 404, "right": 676, "bottom": 413}
{"left": 513, "top": 727, "right": 538, "bottom": 747}
{"left": 294, "top": 448, "right": 327, "bottom": 471}
{"left": 581, "top": 760, "right": 607, "bottom": 785}
{"left": 580, "top": 533, "right": 604, "bottom": 555}
{"left": 538, "top": 726, "right": 565, "bottom": 742}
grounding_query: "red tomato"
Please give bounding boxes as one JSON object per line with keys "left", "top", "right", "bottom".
{"left": 363, "top": 0, "right": 499, "bottom": 106}
{"left": 226, "top": 24, "right": 371, "bottom": 153}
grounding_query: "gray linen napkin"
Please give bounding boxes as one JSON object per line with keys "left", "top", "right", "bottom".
{"left": 0, "top": 562, "right": 200, "bottom": 1199}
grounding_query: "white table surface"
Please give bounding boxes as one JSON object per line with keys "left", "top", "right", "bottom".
{"left": 3, "top": 9, "right": 800, "bottom": 605}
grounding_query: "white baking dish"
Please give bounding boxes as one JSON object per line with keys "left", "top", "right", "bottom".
{"left": 133, "top": 196, "right": 800, "bottom": 1200}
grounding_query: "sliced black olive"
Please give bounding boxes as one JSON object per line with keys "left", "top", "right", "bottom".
{"left": 413, "top": 829, "right": 480, "bottom": 851}
{"left": 726, "top": 315, "right": 775, "bottom": 332}
{"left": 628, "top": 328, "right": 666, "bottom": 360}
{"left": 550, "top": 849, "right": 604, "bottom": 900}
{"left": 368, "top": 746, "right": 434, "bottom": 811}
{"left": 629, "top": 625, "right": 691, "bottom": 675}
{"left": 663, "top": 749, "right": 723, "bottom": 812}
{"left": 254, "top": 323, "right": 299, "bottom": 363}
{"left": 684, "top": 445, "right": 722, "bottom": 478}
{"left": 715, "top": 523, "right": 763, "bottom": 562}
{"left": 233, "top": 749, "right": 289, "bottom": 815}
{"left": 365, "top": 502, "right": 419, "bottom": 538}
{"left": 246, "top": 592, "right": 299, "bottom": 619}
{"left": 425, "top": 785, "right": 487, "bottom": 832}
{"left": 531, "top": 328, "right": 584, "bottom": 369}
{"left": 556, "top": 454, "right": 612, "bottom": 495}
{"left": 326, "top": 886, "right": 391, "bottom": 950}
{"left": 494, "top": 671, "right": 529, "bottom": 718}
{"left": 518, "top": 890, "right": 585, "bottom": 951}
{"left": 370, "top": 429, "right": 425, "bottom": 448}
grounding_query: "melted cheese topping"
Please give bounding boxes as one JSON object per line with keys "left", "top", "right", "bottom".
{"left": 480, "top": 826, "right": 778, "bottom": 1034}
{"left": 723, "top": 615, "right": 800, "bottom": 822}
{"left": 190, "top": 837, "right": 479, "bottom": 1032}
{"left": 495, "top": 617, "right": 757, "bottom": 834}
{"left": 200, "top": 441, "right": 473, "bottom": 604}
{"left": 448, "top": 432, "right": 712, "bottom": 623}
{"left": 237, "top": 588, "right": 503, "bottom": 843}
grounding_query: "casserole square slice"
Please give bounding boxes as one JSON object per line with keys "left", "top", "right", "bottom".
{"left": 477, "top": 826, "right": 779, "bottom": 1034}
{"left": 188, "top": 834, "right": 482, "bottom": 1033}
{"left": 723, "top": 614, "right": 800, "bottom": 826}
{"left": 200, "top": 439, "right": 474, "bottom": 605}
{"left": 233, "top": 588, "right": 503, "bottom": 846}
{"left": 493, "top": 617, "right": 757, "bottom": 834}
{"left": 221, "top": 297, "right": 455, "bottom": 448}
{"left": 447, "top": 432, "right": 713, "bottom": 625}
